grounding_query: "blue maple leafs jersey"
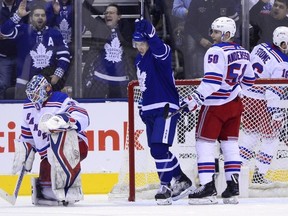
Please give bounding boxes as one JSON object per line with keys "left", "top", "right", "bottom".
{"left": 135, "top": 34, "right": 179, "bottom": 114}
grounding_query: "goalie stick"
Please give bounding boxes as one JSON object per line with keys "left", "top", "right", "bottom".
{"left": 0, "top": 165, "right": 25, "bottom": 205}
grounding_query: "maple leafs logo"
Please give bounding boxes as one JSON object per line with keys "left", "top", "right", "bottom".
{"left": 104, "top": 37, "right": 123, "bottom": 63}
{"left": 137, "top": 66, "right": 147, "bottom": 92}
{"left": 59, "top": 19, "right": 71, "bottom": 43}
{"left": 30, "top": 43, "right": 53, "bottom": 69}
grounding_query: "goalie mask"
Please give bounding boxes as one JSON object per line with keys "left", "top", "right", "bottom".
{"left": 273, "top": 26, "right": 288, "bottom": 54}
{"left": 211, "top": 17, "right": 236, "bottom": 42}
{"left": 26, "top": 74, "right": 52, "bottom": 110}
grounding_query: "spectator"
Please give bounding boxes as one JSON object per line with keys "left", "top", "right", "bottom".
{"left": 249, "top": 0, "right": 274, "bottom": 11}
{"left": 172, "top": 0, "right": 191, "bottom": 19}
{"left": 171, "top": 0, "right": 192, "bottom": 78}
{"left": 45, "top": 0, "right": 76, "bottom": 95}
{"left": 0, "top": 0, "right": 20, "bottom": 99}
{"left": 183, "top": 0, "right": 240, "bottom": 79}
{"left": 82, "top": 1, "right": 137, "bottom": 98}
{"left": 250, "top": 0, "right": 288, "bottom": 48}
{"left": 1, "top": 0, "right": 70, "bottom": 99}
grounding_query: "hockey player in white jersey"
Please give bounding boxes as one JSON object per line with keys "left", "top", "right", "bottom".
{"left": 182, "top": 17, "right": 255, "bottom": 205}
{"left": 239, "top": 26, "right": 288, "bottom": 184}
{"left": 12, "top": 74, "right": 89, "bottom": 206}
{"left": 133, "top": 18, "right": 193, "bottom": 205}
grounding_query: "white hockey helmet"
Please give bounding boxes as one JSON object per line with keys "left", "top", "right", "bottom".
{"left": 211, "top": 17, "right": 236, "bottom": 41}
{"left": 273, "top": 26, "right": 288, "bottom": 53}
{"left": 26, "top": 74, "right": 52, "bottom": 110}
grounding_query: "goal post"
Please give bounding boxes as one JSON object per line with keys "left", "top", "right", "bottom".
{"left": 109, "top": 79, "right": 288, "bottom": 201}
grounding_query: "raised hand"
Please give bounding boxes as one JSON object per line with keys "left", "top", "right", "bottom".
{"left": 135, "top": 18, "right": 155, "bottom": 38}
{"left": 17, "top": 0, "right": 30, "bottom": 18}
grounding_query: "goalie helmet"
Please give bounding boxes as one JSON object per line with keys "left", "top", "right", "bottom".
{"left": 211, "top": 17, "right": 236, "bottom": 41}
{"left": 273, "top": 26, "right": 288, "bottom": 53}
{"left": 26, "top": 74, "right": 52, "bottom": 110}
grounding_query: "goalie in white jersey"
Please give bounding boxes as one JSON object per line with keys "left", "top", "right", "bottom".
{"left": 12, "top": 74, "right": 90, "bottom": 206}
{"left": 239, "top": 26, "right": 288, "bottom": 185}
{"left": 182, "top": 17, "right": 255, "bottom": 205}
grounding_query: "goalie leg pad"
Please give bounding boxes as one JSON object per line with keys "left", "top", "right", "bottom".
{"left": 48, "top": 130, "right": 84, "bottom": 202}
{"left": 12, "top": 140, "right": 36, "bottom": 174}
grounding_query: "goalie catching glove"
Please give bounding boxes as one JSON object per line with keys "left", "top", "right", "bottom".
{"left": 45, "top": 113, "right": 78, "bottom": 132}
{"left": 181, "top": 91, "right": 204, "bottom": 112}
{"left": 12, "top": 140, "right": 36, "bottom": 174}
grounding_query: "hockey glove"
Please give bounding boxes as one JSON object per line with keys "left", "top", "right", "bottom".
{"left": 135, "top": 18, "right": 155, "bottom": 39}
{"left": 45, "top": 113, "right": 78, "bottom": 132}
{"left": 182, "top": 92, "right": 204, "bottom": 112}
{"left": 12, "top": 140, "right": 36, "bottom": 174}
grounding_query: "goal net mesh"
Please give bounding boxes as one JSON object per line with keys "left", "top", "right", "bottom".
{"left": 109, "top": 79, "right": 288, "bottom": 201}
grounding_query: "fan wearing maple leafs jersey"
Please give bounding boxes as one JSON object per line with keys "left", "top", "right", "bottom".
{"left": 46, "top": 0, "right": 74, "bottom": 49}
{"left": 1, "top": 0, "right": 70, "bottom": 99}
{"left": 82, "top": 2, "right": 136, "bottom": 98}
{"left": 132, "top": 19, "right": 193, "bottom": 205}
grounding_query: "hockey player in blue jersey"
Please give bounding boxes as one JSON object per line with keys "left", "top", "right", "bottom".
{"left": 132, "top": 18, "right": 193, "bottom": 205}
{"left": 1, "top": 0, "right": 70, "bottom": 99}
{"left": 12, "top": 74, "right": 89, "bottom": 205}
{"left": 182, "top": 17, "right": 255, "bottom": 205}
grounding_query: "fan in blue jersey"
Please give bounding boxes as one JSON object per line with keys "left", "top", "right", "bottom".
{"left": 132, "top": 18, "right": 193, "bottom": 205}
{"left": 183, "top": 17, "right": 255, "bottom": 205}
{"left": 12, "top": 74, "right": 89, "bottom": 205}
{"left": 1, "top": 0, "right": 70, "bottom": 99}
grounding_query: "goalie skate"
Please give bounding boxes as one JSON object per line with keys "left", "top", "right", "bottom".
{"left": 155, "top": 185, "right": 172, "bottom": 205}
{"left": 31, "top": 177, "right": 64, "bottom": 206}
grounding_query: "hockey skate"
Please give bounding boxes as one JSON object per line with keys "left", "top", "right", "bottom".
{"left": 155, "top": 185, "right": 172, "bottom": 205}
{"left": 221, "top": 174, "right": 239, "bottom": 204}
{"left": 31, "top": 177, "right": 60, "bottom": 206}
{"left": 188, "top": 176, "right": 217, "bottom": 205}
{"left": 171, "top": 174, "right": 194, "bottom": 201}
{"left": 31, "top": 178, "right": 75, "bottom": 206}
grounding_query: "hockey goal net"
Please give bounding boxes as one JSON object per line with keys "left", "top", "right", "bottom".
{"left": 109, "top": 79, "right": 288, "bottom": 201}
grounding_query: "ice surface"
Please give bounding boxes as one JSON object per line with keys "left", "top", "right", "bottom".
{"left": 0, "top": 195, "right": 288, "bottom": 216}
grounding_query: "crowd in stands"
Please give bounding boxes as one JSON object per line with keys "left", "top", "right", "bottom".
{"left": 0, "top": 0, "right": 287, "bottom": 99}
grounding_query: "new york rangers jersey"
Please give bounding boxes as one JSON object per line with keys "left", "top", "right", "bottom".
{"left": 20, "top": 92, "right": 89, "bottom": 158}
{"left": 244, "top": 43, "right": 288, "bottom": 100}
{"left": 135, "top": 35, "right": 179, "bottom": 114}
{"left": 1, "top": 19, "right": 70, "bottom": 84}
{"left": 196, "top": 42, "right": 255, "bottom": 106}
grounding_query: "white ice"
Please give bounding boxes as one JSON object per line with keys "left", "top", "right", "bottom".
{"left": 1, "top": 195, "right": 288, "bottom": 216}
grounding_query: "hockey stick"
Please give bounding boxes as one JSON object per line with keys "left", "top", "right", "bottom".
{"left": 0, "top": 165, "right": 25, "bottom": 205}
{"left": 164, "top": 103, "right": 188, "bottom": 119}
